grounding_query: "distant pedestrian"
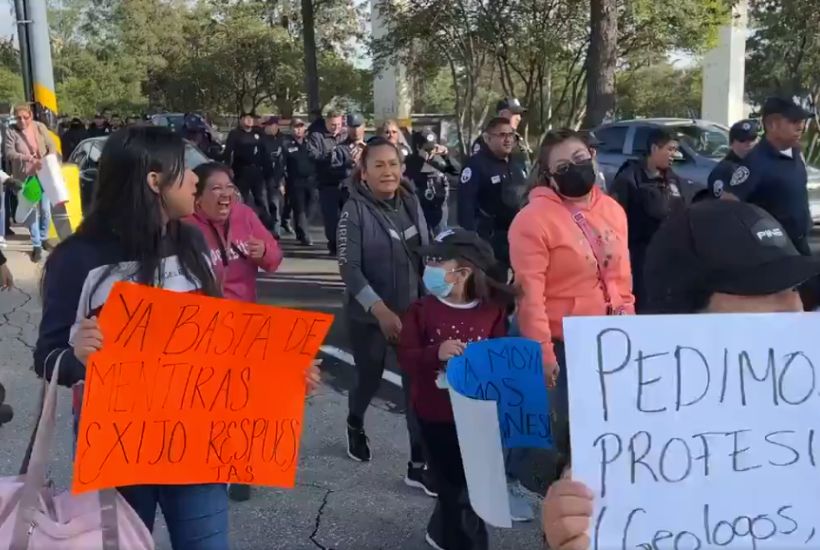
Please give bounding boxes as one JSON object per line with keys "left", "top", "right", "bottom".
{"left": 60, "top": 117, "right": 88, "bottom": 161}
{"left": 283, "top": 118, "right": 317, "bottom": 246}
{"left": 224, "top": 112, "right": 272, "bottom": 230}
{"left": 86, "top": 113, "right": 110, "bottom": 138}
{"left": 380, "top": 119, "right": 412, "bottom": 159}
{"left": 405, "top": 128, "right": 450, "bottom": 233}
{"left": 307, "top": 110, "right": 356, "bottom": 256}
{"left": 4, "top": 102, "right": 58, "bottom": 262}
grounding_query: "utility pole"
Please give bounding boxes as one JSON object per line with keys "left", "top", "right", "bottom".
{"left": 13, "top": 0, "right": 73, "bottom": 240}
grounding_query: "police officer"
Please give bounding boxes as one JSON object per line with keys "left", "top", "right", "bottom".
{"left": 405, "top": 128, "right": 450, "bottom": 233}
{"left": 457, "top": 117, "right": 528, "bottom": 269}
{"left": 610, "top": 127, "right": 687, "bottom": 310}
{"left": 284, "top": 118, "right": 317, "bottom": 246}
{"left": 87, "top": 113, "right": 110, "bottom": 138}
{"left": 707, "top": 119, "right": 759, "bottom": 198}
{"left": 717, "top": 97, "right": 813, "bottom": 255}
{"left": 472, "top": 98, "right": 532, "bottom": 169}
{"left": 342, "top": 113, "right": 367, "bottom": 201}
{"left": 307, "top": 110, "right": 356, "bottom": 256}
{"left": 262, "top": 116, "right": 287, "bottom": 237}
{"left": 225, "top": 111, "right": 272, "bottom": 228}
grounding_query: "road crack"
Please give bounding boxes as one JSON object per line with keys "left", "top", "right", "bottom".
{"left": 309, "top": 488, "right": 334, "bottom": 550}
{"left": 1, "top": 287, "right": 35, "bottom": 351}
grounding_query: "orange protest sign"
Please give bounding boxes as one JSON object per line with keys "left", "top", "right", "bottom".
{"left": 71, "top": 282, "right": 333, "bottom": 494}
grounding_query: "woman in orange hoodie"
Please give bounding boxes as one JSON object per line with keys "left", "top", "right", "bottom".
{"left": 508, "top": 128, "right": 634, "bottom": 470}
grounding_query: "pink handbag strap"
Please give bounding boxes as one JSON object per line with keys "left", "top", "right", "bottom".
{"left": 561, "top": 201, "right": 624, "bottom": 315}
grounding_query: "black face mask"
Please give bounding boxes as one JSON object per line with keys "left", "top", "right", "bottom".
{"left": 552, "top": 159, "right": 597, "bottom": 198}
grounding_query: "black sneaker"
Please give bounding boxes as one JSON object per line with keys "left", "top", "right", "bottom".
{"left": 281, "top": 221, "right": 293, "bottom": 235}
{"left": 228, "top": 484, "right": 251, "bottom": 502}
{"left": 31, "top": 247, "right": 43, "bottom": 263}
{"left": 425, "top": 530, "right": 446, "bottom": 550}
{"left": 346, "top": 423, "right": 371, "bottom": 462}
{"left": 405, "top": 463, "right": 438, "bottom": 497}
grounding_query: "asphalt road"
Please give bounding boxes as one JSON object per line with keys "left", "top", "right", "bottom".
{"left": 0, "top": 227, "right": 545, "bottom": 550}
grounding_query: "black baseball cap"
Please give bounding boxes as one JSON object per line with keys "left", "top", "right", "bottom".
{"left": 729, "top": 119, "right": 759, "bottom": 143}
{"left": 412, "top": 128, "right": 438, "bottom": 152}
{"left": 761, "top": 97, "right": 813, "bottom": 122}
{"left": 420, "top": 228, "right": 497, "bottom": 272}
{"left": 644, "top": 201, "right": 820, "bottom": 313}
{"left": 496, "top": 97, "right": 526, "bottom": 115}
{"left": 346, "top": 113, "right": 365, "bottom": 128}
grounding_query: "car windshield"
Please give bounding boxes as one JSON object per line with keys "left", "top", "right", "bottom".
{"left": 671, "top": 124, "right": 730, "bottom": 159}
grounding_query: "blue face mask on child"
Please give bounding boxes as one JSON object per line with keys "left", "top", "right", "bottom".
{"left": 423, "top": 266, "right": 454, "bottom": 297}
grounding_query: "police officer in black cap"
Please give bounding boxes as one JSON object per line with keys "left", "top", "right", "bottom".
{"left": 717, "top": 96, "right": 813, "bottom": 255}
{"left": 707, "top": 119, "right": 759, "bottom": 198}
{"left": 307, "top": 110, "right": 356, "bottom": 255}
{"left": 261, "top": 116, "right": 288, "bottom": 237}
{"left": 225, "top": 111, "right": 273, "bottom": 228}
{"left": 405, "top": 127, "right": 451, "bottom": 233}
{"left": 472, "top": 97, "right": 532, "bottom": 169}
{"left": 457, "top": 117, "right": 528, "bottom": 270}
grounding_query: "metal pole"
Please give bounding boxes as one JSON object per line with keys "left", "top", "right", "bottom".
{"left": 13, "top": 0, "right": 34, "bottom": 101}
{"left": 20, "top": 0, "right": 73, "bottom": 240}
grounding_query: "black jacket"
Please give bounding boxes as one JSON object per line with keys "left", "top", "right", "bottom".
{"left": 283, "top": 137, "right": 315, "bottom": 185}
{"left": 261, "top": 132, "right": 286, "bottom": 182}
{"left": 707, "top": 150, "right": 743, "bottom": 198}
{"left": 306, "top": 121, "right": 354, "bottom": 188}
{"left": 405, "top": 154, "right": 449, "bottom": 230}
{"left": 337, "top": 179, "right": 430, "bottom": 325}
{"left": 61, "top": 125, "right": 88, "bottom": 161}
{"left": 225, "top": 127, "right": 265, "bottom": 175}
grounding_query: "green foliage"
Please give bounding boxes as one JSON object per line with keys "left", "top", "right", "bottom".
{"left": 7, "top": 0, "right": 369, "bottom": 117}
{"left": 616, "top": 62, "right": 703, "bottom": 118}
{"left": 746, "top": 0, "right": 820, "bottom": 104}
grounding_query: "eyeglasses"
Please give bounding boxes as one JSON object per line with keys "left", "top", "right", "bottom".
{"left": 552, "top": 157, "right": 591, "bottom": 175}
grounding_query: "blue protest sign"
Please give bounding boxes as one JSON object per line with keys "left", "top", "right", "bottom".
{"left": 447, "top": 337, "right": 551, "bottom": 449}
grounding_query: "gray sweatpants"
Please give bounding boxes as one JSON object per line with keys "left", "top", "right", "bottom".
{"left": 347, "top": 320, "right": 426, "bottom": 464}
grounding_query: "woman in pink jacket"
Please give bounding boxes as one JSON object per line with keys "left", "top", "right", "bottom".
{"left": 186, "top": 162, "right": 283, "bottom": 303}
{"left": 508, "top": 129, "right": 634, "bottom": 472}
{"left": 185, "top": 162, "right": 283, "bottom": 502}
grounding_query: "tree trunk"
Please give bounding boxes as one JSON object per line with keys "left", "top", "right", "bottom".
{"left": 583, "top": 0, "right": 617, "bottom": 128}
{"left": 301, "top": 0, "right": 321, "bottom": 116}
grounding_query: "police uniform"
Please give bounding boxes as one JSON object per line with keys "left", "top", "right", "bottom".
{"left": 225, "top": 124, "right": 271, "bottom": 228}
{"left": 718, "top": 97, "right": 813, "bottom": 255}
{"left": 707, "top": 119, "right": 759, "bottom": 199}
{"left": 306, "top": 115, "right": 356, "bottom": 255}
{"left": 456, "top": 146, "right": 528, "bottom": 268}
{"left": 283, "top": 120, "right": 317, "bottom": 244}
{"left": 261, "top": 120, "right": 287, "bottom": 235}
{"left": 406, "top": 128, "right": 450, "bottom": 233}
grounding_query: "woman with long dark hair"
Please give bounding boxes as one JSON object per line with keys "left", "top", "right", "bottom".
{"left": 34, "top": 126, "right": 228, "bottom": 548}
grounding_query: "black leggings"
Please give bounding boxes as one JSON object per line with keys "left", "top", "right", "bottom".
{"left": 418, "top": 419, "right": 487, "bottom": 550}
{"left": 347, "top": 320, "right": 425, "bottom": 463}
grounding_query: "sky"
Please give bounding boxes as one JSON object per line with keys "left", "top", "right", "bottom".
{"left": 2, "top": 1, "right": 15, "bottom": 41}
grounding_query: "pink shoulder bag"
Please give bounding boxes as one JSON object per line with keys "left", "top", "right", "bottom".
{"left": 562, "top": 202, "right": 627, "bottom": 316}
{"left": 0, "top": 351, "right": 154, "bottom": 549}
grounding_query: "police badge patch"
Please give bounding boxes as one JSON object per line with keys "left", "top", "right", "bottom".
{"left": 460, "top": 167, "right": 472, "bottom": 184}
{"left": 730, "top": 166, "right": 749, "bottom": 186}
{"left": 713, "top": 180, "right": 724, "bottom": 197}
{"left": 472, "top": 142, "right": 481, "bottom": 154}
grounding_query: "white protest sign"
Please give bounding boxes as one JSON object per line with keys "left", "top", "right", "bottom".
{"left": 564, "top": 313, "right": 820, "bottom": 550}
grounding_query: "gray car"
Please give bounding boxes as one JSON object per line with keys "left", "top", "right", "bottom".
{"left": 594, "top": 118, "right": 820, "bottom": 222}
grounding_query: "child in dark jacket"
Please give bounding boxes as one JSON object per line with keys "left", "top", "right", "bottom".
{"left": 398, "top": 228, "right": 516, "bottom": 550}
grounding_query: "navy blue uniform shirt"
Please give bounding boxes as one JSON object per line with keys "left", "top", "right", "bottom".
{"left": 720, "top": 138, "right": 810, "bottom": 255}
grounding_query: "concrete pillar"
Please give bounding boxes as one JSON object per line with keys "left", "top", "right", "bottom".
{"left": 370, "top": 0, "right": 412, "bottom": 128}
{"left": 701, "top": 0, "right": 748, "bottom": 126}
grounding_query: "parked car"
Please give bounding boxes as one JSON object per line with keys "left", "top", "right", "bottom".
{"left": 593, "top": 118, "right": 820, "bottom": 222}
{"left": 68, "top": 136, "right": 210, "bottom": 215}
{"left": 149, "top": 112, "right": 224, "bottom": 159}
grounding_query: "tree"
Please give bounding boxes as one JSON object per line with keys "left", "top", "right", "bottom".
{"left": 584, "top": 0, "right": 617, "bottom": 127}
{"left": 615, "top": 63, "right": 702, "bottom": 118}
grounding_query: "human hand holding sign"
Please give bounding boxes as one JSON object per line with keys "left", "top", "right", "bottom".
{"left": 544, "top": 360, "right": 559, "bottom": 389}
{"left": 72, "top": 317, "right": 103, "bottom": 365}
{"left": 438, "top": 339, "right": 465, "bottom": 361}
{"left": 306, "top": 359, "right": 322, "bottom": 394}
{"left": 247, "top": 237, "right": 266, "bottom": 260}
{"left": 542, "top": 471, "right": 594, "bottom": 550}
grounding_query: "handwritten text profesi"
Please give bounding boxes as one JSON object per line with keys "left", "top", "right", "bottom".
{"left": 72, "top": 282, "right": 332, "bottom": 493}
{"left": 564, "top": 315, "right": 820, "bottom": 550}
